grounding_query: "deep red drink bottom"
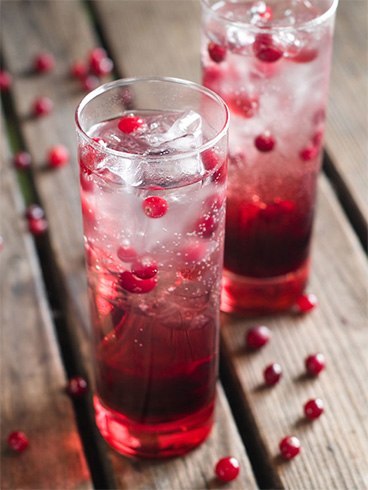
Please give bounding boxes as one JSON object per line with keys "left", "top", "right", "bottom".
{"left": 221, "top": 259, "right": 309, "bottom": 315}
{"left": 94, "top": 396, "right": 214, "bottom": 458}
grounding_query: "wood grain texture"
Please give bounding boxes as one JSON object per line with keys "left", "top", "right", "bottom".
{"left": 0, "top": 120, "right": 92, "bottom": 489}
{"left": 1, "top": 2, "right": 258, "bottom": 489}
{"left": 326, "top": 0, "right": 368, "bottom": 229}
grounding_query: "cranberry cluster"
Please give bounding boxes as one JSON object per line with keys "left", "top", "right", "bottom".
{"left": 70, "top": 47, "right": 114, "bottom": 92}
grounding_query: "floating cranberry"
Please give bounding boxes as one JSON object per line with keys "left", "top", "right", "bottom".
{"left": 305, "top": 353, "right": 326, "bottom": 376}
{"left": 34, "top": 52, "right": 55, "bottom": 73}
{"left": 279, "top": 436, "right": 301, "bottom": 460}
{"left": 71, "top": 61, "right": 87, "bottom": 79}
{"left": 0, "top": 70, "right": 12, "bottom": 91}
{"left": 118, "top": 115, "right": 144, "bottom": 134}
{"left": 304, "top": 398, "right": 324, "bottom": 420}
{"left": 90, "top": 56, "right": 114, "bottom": 76}
{"left": 208, "top": 42, "right": 227, "bottom": 63}
{"left": 181, "top": 240, "right": 206, "bottom": 263}
{"left": 294, "top": 293, "right": 318, "bottom": 313}
{"left": 299, "top": 145, "right": 319, "bottom": 161}
{"left": 117, "top": 245, "right": 138, "bottom": 262}
{"left": 119, "top": 270, "right": 157, "bottom": 293}
{"left": 131, "top": 257, "right": 158, "bottom": 279}
{"left": 14, "top": 151, "right": 32, "bottom": 170}
{"left": 143, "top": 196, "right": 168, "bottom": 218}
{"left": 292, "top": 47, "right": 318, "bottom": 63}
{"left": 255, "top": 132, "right": 275, "bottom": 152}
{"left": 81, "top": 75, "right": 100, "bottom": 92}
{"left": 33, "top": 96, "right": 53, "bottom": 117}
{"left": 215, "top": 456, "right": 240, "bottom": 482}
{"left": 229, "top": 92, "right": 259, "bottom": 118}
{"left": 66, "top": 376, "right": 88, "bottom": 397}
{"left": 7, "top": 431, "right": 29, "bottom": 453}
{"left": 25, "top": 204, "right": 45, "bottom": 221}
{"left": 253, "top": 34, "right": 283, "bottom": 63}
{"left": 246, "top": 325, "right": 271, "bottom": 350}
{"left": 79, "top": 137, "right": 106, "bottom": 174}
{"left": 48, "top": 145, "right": 70, "bottom": 168}
{"left": 264, "top": 363, "right": 282, "bottom": 386}
{"left": 195, "top": 215, "right": 218, "bottom": 238}
{"left": 202, "top": 149, "right": 219, "bottom": 171}
{"left": 28, "top": 217, "right": 48, "bottom": 236}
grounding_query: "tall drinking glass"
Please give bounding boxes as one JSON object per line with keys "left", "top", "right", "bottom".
{"left": 201, "top": 0, "right": 338, "bottom": 314}
{"left": 76, "top": 78, "right": 229, "bottom": 458}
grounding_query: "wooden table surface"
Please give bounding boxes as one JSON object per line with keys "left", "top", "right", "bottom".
{"left": 1, "top": 1, "right": 367, "bottom": 489}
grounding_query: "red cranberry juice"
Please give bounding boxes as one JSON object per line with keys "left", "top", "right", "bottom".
{"left": 202, "top": 0, "right": 335, "bottom": 313}
{"left": 79, "top": 112, "right": 227, "bottom": 456}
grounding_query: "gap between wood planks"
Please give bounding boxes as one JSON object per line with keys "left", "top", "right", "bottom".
{"left": 1, "top": 88, "right": 116, "bottom": 490}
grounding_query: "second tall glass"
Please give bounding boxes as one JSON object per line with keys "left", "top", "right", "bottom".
{"left": 202, "top": 0, "right": 338, "bottom": 314}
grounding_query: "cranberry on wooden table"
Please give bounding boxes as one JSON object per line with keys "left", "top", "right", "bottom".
{"left": 14, "top": 151, "right": 32, "bottom": 170}
{"left": 66, "top": 376, "right": 88, "bottom": 397}
{"left": 7, "top": 431, "right": 29, "bottom": 453}
{"left": 215, "top": 456, "right": 240, "bottom": 482}
{"left": 33, "top": 96, "right": 53, "bottom": 117}
{"left": 0, "top": 70, "right": 12, "bottom": 91}
{"left": 34, "top": 52, "right": 55, "bottom": 73}
{"left": 304, "top": 398, "right": 324, "bottom": 420}
{"left": 47, "top": 145, "right": 70, "bottom": 168}
{"left": 264, "top": 363, "right": 282, "bottom": 386}
{"left": 305, "top": 353, "right": 326, "bottom": 376}
{"left": 246, "top": 325, "right": 271, "bottom": 350}
{"left": 28, "top": 217, "right": 48, "bottom": 236}
{"left": 294, "top": 293, "right": 318, "bottom": 313}
{"left": 279, "top": 436, "right": 301, "bottom": 460}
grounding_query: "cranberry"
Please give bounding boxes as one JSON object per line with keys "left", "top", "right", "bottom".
{"left": 131, "top": 257, "right": 158, "bottom": 279}
{"left": 66, "top": 376, "right": 88, "bottom": 397}
{"left": 81, "top": 75, "right": 100, "bottom": 92}
{"left": 118, "top": 115, "right": 144, "bottom": 134}
{"left": 208, "top": 42, "right": 227, "bottom": 63}
{"left": 255, "top": 132, "right": 275, "bottom": 152}
{"left": 202, "top": 149, "right": 219, "bottom": 171}
{"left": 28, "top": 217, "right": 48, "bottom": 236}
{"left": 181, "top": 240, "right": 206, "bottom": 263}
{"left": 7, "top": 431, "right": 29, "bottom": 453}
{"left": 253, "top": 34, "right": 283, "bottom": 63}
{"left": 292, "top": 47, "right": 318, "bottom": 63}
{"left": 71, "top": 61, "right": 87, "bottom": 79}
{"left": 246, "top": 325, "right": 271, "bottom": 350}
{"left": 48, "top": 145, "right": 70, "bottom": 168}
{"left": 195, "top": 215, "right": 218, "bottom": 238}
{"left": 299, "top": 145, "right": 319, "bottom": 161}
{"left": 215, "top": 457, "right": 240, "bottom": 482}
{"left": 90, "top": 56, "right": 114, "bottom": 76}
{"left": 117, "top": 245, "right": 137, "bottom": 262}
{"left": 294, "top": 293, "right": 318, "bottom": 313}
{"left": 0, "top": 70, "right": 12, "bottom": 91}
{"left": 304, "top": 398, "right": 324, "bottom": 420}
{"left": 119, "top": 270, "right": 157, "bottom": 294}
{"left": 279, "top": 436, "right": 301, "bottom": 460}
{"left": 25, "top": 204, "right": 45, "bottom": 220}
{"left": 89, "top": 47, "right": 107, "bottom": 64}
{"left": 34, "top": 52, "right": 55, "bottom": 73}
{"left": 14, "top": 151, "right": 32, "bottom": 170}
{"left": 264, "top": 363, "right": 282, "bottom": 386}
{"left": 212, "top": 160, "right": 227, "bottom": 184}
{"left": 231, "top": 92, "right": 259, "bottom": 119}
{"left": 33, "top": 96, "right": 53, "bottom": 117}
{"left": 79, "top": 137, "right": 106, "bottom": 173}
{"left": 305, "top": 353, "right": 326, "bottom": 376}
{"left": 143, "top": 196, "right": 168, "bottom": 218}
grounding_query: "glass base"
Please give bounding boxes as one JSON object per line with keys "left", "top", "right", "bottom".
{"left": 221, "top": 260, "right": 309, "bottom": 315}
{"left": 94, "top": 396, "right": 214, "bottom": 458}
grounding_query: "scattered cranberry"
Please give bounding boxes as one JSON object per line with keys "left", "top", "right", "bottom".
{"left": 294, "top": 293, "right": 318, "bottom": 313}
{"left": 32, "top": 96, "right": 53, "bottom": 117}
{"left": 66, "top": 376, "right": 88, "bottom": 397}
{"left": 90, "top": 56, "right": 114, "bottom": 76}
{"left": 215, "top": 456, "right": 240, "bottom": 482}
{"left": 279, "top": 436, "right": 301, "bottom": 460}
{"left": 81, "top": 75, "right": 100, "bottom": 92}
{"left": 118, "top": 115, "right": 144, "bottom": 134}
{"left": 119, "top": 270, "right": 157, "bottom": 294}
{"left": 208, "top": 42, "right": 227, "bottom": 63}
{"left": 131, "top": 257, "right": 158, "bottom": 279}
{"left": 305, "top": 353, "right": 326, "bottom": 377}
{"left": 34, "top": 52, "right": 55, "bottom": 73}
{"left": 25, "top": 204, "right": 45, "bottom": 221}
{"left": 304, "top": 398, "right": 324, "bottom": 420}
{"left": 0, "top": 70, "right": 12, "bottom": 91}
{"left": 117, "top": 245, "right": 137, "bottom": 262}
{"left": 89, "top": 47, "right": 107, "bottom": 64}
{"left": 264, "top": 363, "right": 282, "bottom": 386}
{"left": 48, "top": 145, "right": 70, "bottom": 168}
{"left": 14, "top": 151, "right": 32, "bottom": 170}
{"left": 246, "top": 325, "right": 271, "bottom": 350}
{"left": 71, "top": 61, "right": 87, "bottom": 79}
{"left": 255, "top": 132, "right": 275, "bottom": 152}
{"left": 253, "top": 34, "right": 283, "bottom": 63}
{"left": 143, "top": 196, "right": 168, "bottom": 218}
{"left": 299, "top": 145, "right": 319, "bottom": 161}
{"left": 28, "top": 217, "right": 48, "bottom": 236}
{"left": 7, "top": 431, "right": 29, "bottom": 453}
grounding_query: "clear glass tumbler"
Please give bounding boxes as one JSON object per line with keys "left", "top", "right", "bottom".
{"left": 201, "top": 0, "right": 338, "bottom": 314}
{"left": 75, "top": 77, "right": 229, "bottom": 458}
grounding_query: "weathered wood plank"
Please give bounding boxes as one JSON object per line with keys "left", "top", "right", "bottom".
{"left": 2, "top": 1, "right": 257, "bottom": 489}
{"left": 0, "top": 120, "right": 92, "bottom": 489}
{"left": 325, "top": 0, "right": 368, "bottom": 237}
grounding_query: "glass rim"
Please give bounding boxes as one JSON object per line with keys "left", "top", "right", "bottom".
{"left": 201, "top": 0, "right": 339, "bottom": 33}
{"left": 75, "top": 76, "right": 230, "bottom": 162}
